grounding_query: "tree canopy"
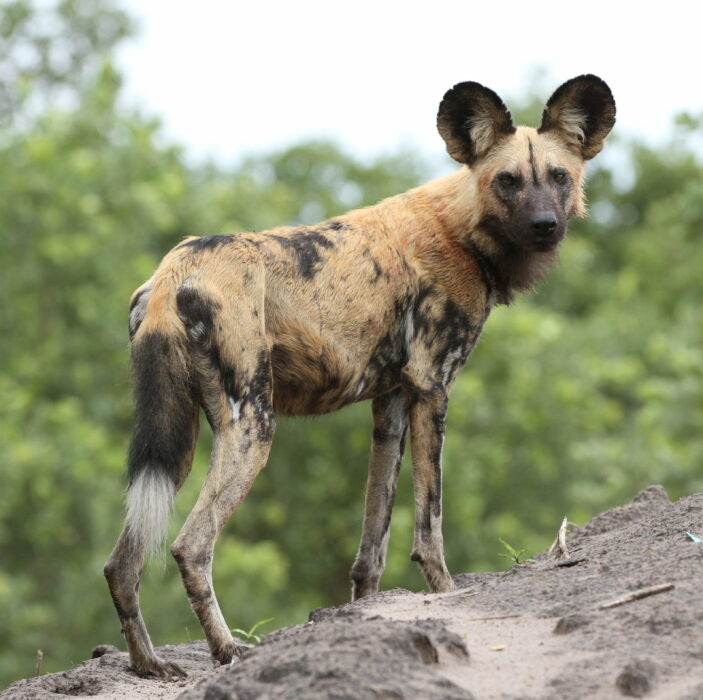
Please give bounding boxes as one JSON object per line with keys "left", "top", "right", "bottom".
{"left": 1, "top": 0, "right": 701, "bottom": 686}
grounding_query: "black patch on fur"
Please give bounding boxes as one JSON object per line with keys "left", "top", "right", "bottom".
{"left": 170, "top": 549, "right": 185, "bottom": 567}
{"left": 269, "top": 229, "right": 335, "bottom": 279}
{"left": 345, "top": 296, "right": 411, "bottom": 401}
{"left": 270, "top": 344, "right": 292, "bottom": 374}
{"left": 193, "top": 550, "right": 213, "bottom": 568}
{"left": 360, "top": 248, "right": 385, "bottom": 283}
{"left": 411, "top": 287, "right": 475, "bottom": 384}
{"left": 128, "top": 289, "right": 149, "bottom": 340}
{"left": 364, "top": 330, "right": 408, "bottom": 396}
{"left": 473, "top": 216, "right": 529, "bottom": 303}
{"left": 412, "top": 284, "right": 435, "bottom": 337}
{"left": 372, "top": 426, "right": 389, "bottom": 443}
{"left": 176, "top": 286, "right": 219, "bottom": 339}
{"left": 176, "top": 286, "right": 244, "bottom": 419}
{"left": 463, "top": 241, "right": 495, "bottom": 298}
{"left": 245, "top": 350, "right": 275, "bottom": 442}
{"left": 127, "top": 332, "right": 197, "bottom": 487}
{"left": 129, "top": 288, "right": 148, "bottom": 313}
{"left": 379, "top": 439, "right": 405, "bottom": 544}
{"left": 434, "top": 298, "right": 471, "bottom": 366}
{"left": 176, "top": 286, "right": 276, "bottom": 437}
{"left": 324, "top": 219, "right": 346, "bottom": 231}
{"left": 349, "top": 568, "right": 367, "bottom": 582}
{"left": 176, "top": 234, "right": 236, "bottom": 252}
{"left": 528, "top": 139, "right": 540, "bottom": 186}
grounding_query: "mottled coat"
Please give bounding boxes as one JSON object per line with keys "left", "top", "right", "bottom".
{"left": 105, "top": 75, "right": 615, "bottom": 678}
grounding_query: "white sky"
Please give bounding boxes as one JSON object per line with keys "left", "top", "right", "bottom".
{"left": 118, "top": 0, "right": 703, "bottom": 165}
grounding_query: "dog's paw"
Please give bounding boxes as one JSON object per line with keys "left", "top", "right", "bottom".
{"left": 131, "top": 656, "right": 187, "bottom": 679}
{"left": 214, "top": 638, "right": 255, "bottom": 666}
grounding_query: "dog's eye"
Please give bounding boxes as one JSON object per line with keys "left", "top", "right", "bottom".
{"left": 498, "top": 173, "right": 517, "bottom": 187}
{"left": 552, "top": 169, "right": 567, "bottom": 184}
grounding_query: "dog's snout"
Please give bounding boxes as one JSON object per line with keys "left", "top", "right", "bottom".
{"left": 531, "top": 212, "right": 558, "bottom": 235}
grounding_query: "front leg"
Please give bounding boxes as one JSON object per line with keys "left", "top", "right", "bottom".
{"left": 408, "top": 386, "right": 453, "bottom": 593}
{"left": 350, "top": 389, "right": 409, "bottom": 600}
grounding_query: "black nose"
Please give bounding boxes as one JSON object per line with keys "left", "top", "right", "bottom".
{"left": 531, "top": 212, "right": 558, "bottom": 235}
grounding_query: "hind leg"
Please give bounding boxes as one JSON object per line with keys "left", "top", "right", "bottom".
{"left": 105, "top": 527, "right": 187, "bottom": 678}
{"left": 104, "top": 456, "right": 198, "bottom": 678}
{"left": 170, "top": 386, "right": 275, "bottom": 665}
{"left": 350, "top": 389, "right": 408, "bottom": 599}
{"left": 172, "top": 274, "right": 275, "bottom": 664}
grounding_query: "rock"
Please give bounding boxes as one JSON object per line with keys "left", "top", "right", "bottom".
{"left": 553, "top": 614, "right": 591, "bottom": 635}
{"left": 90, "top": 644, "right": 120, "bottom": 659}
{"left": 616, "top": 659, "right": 656, "bottom": 697}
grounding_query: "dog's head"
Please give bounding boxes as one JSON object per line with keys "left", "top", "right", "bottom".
{"left": 437, "top": 75, "right": 616, "bottom": 253}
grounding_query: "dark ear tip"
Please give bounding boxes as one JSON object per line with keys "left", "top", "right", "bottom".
{"left": 438, "top": 81, "right": 507, "bottom": 108}
{"left": 444, "top": 80, "right": 490, "bottom": 96}
{"left": 540, "top": 74, "right": 617, "bottom": 131}
{"left": 572, "top": 73, "right": 611, "bottom": 88}
{"left": 437, "top": 81, "right": 491, "bottom": 115}
{"left": 562, "top": 74, "right": 616, "bottom": 104}
{"left": 437, "top": 81, "right": 515, "bottom": 127}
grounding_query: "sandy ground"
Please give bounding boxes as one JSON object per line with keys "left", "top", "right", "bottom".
{"left": 3, "top": 485, "right": 703, "bottom": 699}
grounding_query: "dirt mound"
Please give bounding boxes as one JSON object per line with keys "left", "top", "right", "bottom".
{"left": 181, "top": 618, "right": 474, "bottom": 700}
{"left": 3, "top": 486, "right": 703, "bottom": 699}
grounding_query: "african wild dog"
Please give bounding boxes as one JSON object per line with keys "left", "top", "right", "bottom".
{"left": 104, "top": 75, "right": 615, "bottom": 678}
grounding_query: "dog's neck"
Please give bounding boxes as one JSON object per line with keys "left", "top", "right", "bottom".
{"left": 406, "top": 168, "right": 559, "bottom": 305}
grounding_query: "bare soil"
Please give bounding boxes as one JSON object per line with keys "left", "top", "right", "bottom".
{"left": 4, "top": 485, "right": 703, "bottom": 699}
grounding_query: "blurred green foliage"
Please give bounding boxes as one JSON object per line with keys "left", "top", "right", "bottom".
{"left": 1, "top": 0, "right": 702, "bottom": 688}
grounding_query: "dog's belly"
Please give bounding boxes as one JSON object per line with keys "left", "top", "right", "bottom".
{"left": 271, "top": 369, "right": 401, "bottom": 416}
{"left": 269, "top": 326, "right": 406, "bottom": 416}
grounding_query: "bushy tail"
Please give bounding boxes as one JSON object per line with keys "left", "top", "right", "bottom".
{"left": 125, "top": 317, "right": 198, "bottom": 557}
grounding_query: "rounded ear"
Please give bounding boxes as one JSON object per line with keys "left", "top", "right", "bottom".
{"left": 437, "top": 81, "right": 515, "bottom": 165}
{"left": 538, "top": 75, "right": 616, "bottom": 160}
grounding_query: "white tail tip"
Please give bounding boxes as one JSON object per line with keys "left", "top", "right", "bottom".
{"left": 125, "top": 470, "right": 175, "bottom": 557}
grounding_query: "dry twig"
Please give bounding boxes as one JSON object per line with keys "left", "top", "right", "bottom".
{"left": 599, "top": 582, "right": 675, "bottom": 610}
{"left": 548, "top": 516, "right": 570, "bottom": 559}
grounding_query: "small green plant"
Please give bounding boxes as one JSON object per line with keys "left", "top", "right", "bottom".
{"left": 497, "top": 538, "right": 531, "bottom": 565}
{"left": 231, "top": 618, "right": 275, "bottom": 644}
